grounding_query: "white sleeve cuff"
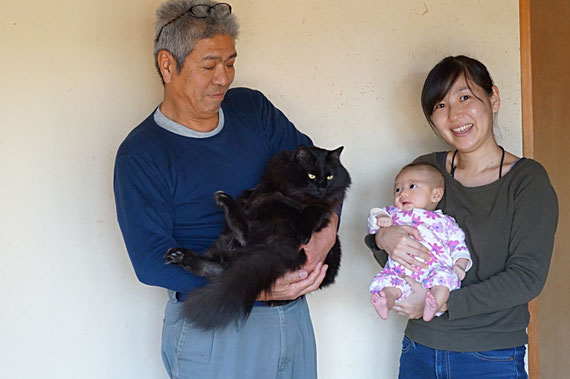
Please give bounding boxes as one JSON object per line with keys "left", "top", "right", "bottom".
{"left": 367, "top": 207, "right": 390, "bottom": 234}
{"left": 452, "top": 251, "right": 473, "bottom": 272}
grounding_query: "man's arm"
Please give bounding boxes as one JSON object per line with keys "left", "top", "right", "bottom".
{"left": 114, "top": 153, "right": 206, "bottom": 293}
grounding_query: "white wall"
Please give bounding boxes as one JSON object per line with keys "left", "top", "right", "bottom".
{"left": 0, "top": 1, "right": 520, "bottom": 378}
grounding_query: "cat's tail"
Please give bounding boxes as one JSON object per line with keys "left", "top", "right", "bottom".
{"left": 182, "top": 247, "right": 302, "bottom": 330}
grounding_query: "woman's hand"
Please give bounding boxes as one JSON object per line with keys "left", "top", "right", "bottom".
{"left": 257, "top": 262, "right": 328, "bottom": 301}
{"left": 392, "top": 276, "right": 428, "bottom": 319}
{"left": 375, "top": 225, "right": 431, "bottom": 272}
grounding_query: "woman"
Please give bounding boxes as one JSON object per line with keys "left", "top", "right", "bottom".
{"left": 366, "top": 55, "right": 558, "bottom": 378}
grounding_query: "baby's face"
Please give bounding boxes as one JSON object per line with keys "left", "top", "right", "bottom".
{"left": 393, "top": 169, "right": 440, "bottom": 211}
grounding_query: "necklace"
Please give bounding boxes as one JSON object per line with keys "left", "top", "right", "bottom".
{"left": 450, "top": 146, "right": 505, "bottom": 179}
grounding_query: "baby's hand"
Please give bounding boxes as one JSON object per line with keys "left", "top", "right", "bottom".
{"left": 376, "top": 215, "right": 393, "bottom": 228}
{"left": 452, "top": 264, "right": 466, "bottom": 280}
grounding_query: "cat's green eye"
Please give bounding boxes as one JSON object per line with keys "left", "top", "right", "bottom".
{"left": 308, "top": 173, "right": 316, "bottom": 180}
{"left": 327, "top": 175, "right": 334, "bottom": 180}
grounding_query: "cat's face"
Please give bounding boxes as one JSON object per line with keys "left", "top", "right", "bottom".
{"left": 292, "top": 146, "right": 351, "bottom": 200}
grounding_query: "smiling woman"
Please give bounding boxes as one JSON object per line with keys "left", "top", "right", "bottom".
{"left": 421, "top": 56, "right": 518, "bottom": 187}
{"left": 430, "top": 76, "right": 499, "bottom": 152}
{"left": 368, "top": 55, "right": 558, "bottom": 378}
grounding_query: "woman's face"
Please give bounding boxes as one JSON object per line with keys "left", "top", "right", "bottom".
{"left": 430, "top": 75, "right": 500, "bottom": 153}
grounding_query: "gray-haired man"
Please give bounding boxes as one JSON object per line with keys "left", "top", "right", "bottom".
{"left": 114, "top": 1, "right": 337, "bottom": 377}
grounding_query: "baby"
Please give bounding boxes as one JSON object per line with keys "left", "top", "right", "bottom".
{"left": 368, "top": 162, "right": 471, "bottom": 321}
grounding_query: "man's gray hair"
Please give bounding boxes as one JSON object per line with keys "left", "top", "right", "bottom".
{"left": 154, "top": 0, "right": 239, "bottom": 81}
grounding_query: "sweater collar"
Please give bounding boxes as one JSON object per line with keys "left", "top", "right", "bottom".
{"left": 153, "top": 106, "right": 225, "bottom": 138}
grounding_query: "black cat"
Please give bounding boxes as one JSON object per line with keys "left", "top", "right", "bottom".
{"left": 164, "top": 145, "right": 351, "bottom": 329}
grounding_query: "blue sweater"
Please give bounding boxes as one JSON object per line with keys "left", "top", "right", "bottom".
{"left": 114, "top": 88, "right": 312, "bottom": 293}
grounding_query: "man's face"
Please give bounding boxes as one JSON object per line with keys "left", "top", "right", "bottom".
{"left": 168, "top": 34, "right": 237, "bottom": 119}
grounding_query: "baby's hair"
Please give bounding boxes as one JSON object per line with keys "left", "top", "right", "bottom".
{"left": 398, "top": 162, "right": 445, "bottom": 190}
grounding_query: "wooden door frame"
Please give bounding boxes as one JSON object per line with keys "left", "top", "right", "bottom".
{"left": 519, "top": 0, "right": 538, "bottom": 377}
{"left": 520, "top": 0, "right": 533, "bottom": 159}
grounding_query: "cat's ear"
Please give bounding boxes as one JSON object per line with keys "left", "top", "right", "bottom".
{"left": 330, "top": 146, "right": 344, "bottom": 160}
{"left": 295, "top": 145, "right": 312, "bottom": 163}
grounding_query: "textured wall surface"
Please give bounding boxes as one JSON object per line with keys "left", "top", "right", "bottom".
{"left": 0, "top": 1, "right": 520, "bottom": 378}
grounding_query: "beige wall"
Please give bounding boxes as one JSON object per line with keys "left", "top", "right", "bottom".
{"left": 0, "top": 1, "right": 520, "bottom": 378}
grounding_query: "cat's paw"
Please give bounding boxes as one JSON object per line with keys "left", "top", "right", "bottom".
{"left": 165, "top": 248, "right": 185, "bottom": 265}
{"left": 214, "top": 191, "right": 231, "bottom": 207}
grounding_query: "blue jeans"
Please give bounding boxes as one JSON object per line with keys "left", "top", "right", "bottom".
{"left": 399, "top": 336, "right": 528, "bottom": 378}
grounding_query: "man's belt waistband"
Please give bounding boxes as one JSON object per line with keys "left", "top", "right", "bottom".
{"left": 176, "top": 292, "right": 293, "bottom": 307}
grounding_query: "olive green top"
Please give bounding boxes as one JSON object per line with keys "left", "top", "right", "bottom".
{"left": 366, "top": 152, "right": 558, "bottom": 352}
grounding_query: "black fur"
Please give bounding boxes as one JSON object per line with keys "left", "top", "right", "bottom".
{"left": 165, "top": 145, "right": 351, "bottom": 329}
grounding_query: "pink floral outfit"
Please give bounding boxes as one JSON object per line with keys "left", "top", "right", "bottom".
{"left": 368, "top": 206, "right": 471, "bottom": 303}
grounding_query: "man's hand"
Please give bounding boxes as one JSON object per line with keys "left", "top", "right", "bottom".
{"left": 301, "top": 212, "right": 339, "bottom": 273}
{"left": 257, "top": 212, "right": 338, "bottom": 301}
{"left": 257, "top": 262, "right": 329, "bottom": 301}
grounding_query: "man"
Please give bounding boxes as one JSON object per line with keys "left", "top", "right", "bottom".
{"left": 114, "top": 1, "right": 338, "bottom": 378}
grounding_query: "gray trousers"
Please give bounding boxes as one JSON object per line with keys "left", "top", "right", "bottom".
{"left": 161, "top": 291, "right": 317, "bottom": 379}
